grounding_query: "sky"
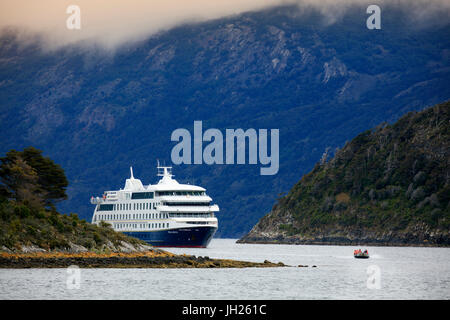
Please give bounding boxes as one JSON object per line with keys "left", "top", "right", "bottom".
{"left": 0, "top": 0, "right": 449, "bottom": 49}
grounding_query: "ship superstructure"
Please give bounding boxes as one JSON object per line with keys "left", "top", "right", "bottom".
{"left": 91, "top": 165, "right": 219, "bottom": 247}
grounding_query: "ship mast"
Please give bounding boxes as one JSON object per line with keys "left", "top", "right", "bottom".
{"left": 157, "top": 160, "right": 173, "bottom": 178}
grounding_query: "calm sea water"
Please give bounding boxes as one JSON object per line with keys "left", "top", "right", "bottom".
{"left": 0, "top": 239, "right": 449, "bottom": 299}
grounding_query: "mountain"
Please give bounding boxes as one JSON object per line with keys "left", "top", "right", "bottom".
{"left": 239, "top": 101, "right": 450, "bottom": 246}
{"left": 0, "top": 4, "right": 449, "bottom": 237}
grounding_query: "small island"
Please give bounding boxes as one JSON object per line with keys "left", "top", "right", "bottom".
{"left": 238, "top": 102, "right": 449, "bottom": 246}
{"left": 0, "top": 251, "right": 286, "bottom": 269}
{"left": 0, "top": 147, "right": 285, "bottom": 268}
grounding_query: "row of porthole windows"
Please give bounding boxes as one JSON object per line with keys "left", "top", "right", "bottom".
{"left": 115, "top": 223, "right": 169, "bottom": 229}
{"left": 115, "top": 202, "right": 158, "bottom": 211}
{"left": 94, "top": 212, "right": 169, "bottom": 222}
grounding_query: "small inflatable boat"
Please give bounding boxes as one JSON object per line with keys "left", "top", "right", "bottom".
{"left": 354, "top": 249, "right": 369, "bottom": 259}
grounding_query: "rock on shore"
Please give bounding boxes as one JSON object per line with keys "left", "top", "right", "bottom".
{"left": 0, "top": 251, "right": 287, "bottom": 269}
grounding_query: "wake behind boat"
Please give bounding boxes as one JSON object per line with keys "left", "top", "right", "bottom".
{"left": 90, "top": 164, "right": 219, "bottom": 247}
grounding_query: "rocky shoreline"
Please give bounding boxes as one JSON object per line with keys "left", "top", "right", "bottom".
{"left": 237, "top": 235, "right": 450, "bottom": 247}
{"left": 0, "top": 251, "right": 287, "bottom": 269}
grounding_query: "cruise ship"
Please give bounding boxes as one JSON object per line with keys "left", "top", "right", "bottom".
{"left": 90, "top": 165, "right": 219, "bottom": 247}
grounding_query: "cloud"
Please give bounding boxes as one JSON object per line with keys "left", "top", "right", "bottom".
{"left": 0, "top": 0, "right": 448, "bottom": 49}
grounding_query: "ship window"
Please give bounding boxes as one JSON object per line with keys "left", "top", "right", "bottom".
{"left": 98, "top": 204, "right": 114, "bottom": 211}
{"left": 131, "top": 192, "right": 154, "bottom": 200}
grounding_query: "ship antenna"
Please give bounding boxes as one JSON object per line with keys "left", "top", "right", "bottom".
{"left": 130, "top": 166, "right": 134, "bottom": 179}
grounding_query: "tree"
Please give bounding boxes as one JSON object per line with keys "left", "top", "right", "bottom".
{"left": 0, "top": 147, "right": 68, "bottom": 207}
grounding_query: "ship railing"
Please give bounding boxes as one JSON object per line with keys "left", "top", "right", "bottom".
{"left": 168, "top": 213, "right": 215, "bottom": 218}
{"left": 90, "top": 197, "right": 105, "bottom": 204}
{"left": 158, "top": 205, "right": 219, "bottom": 213}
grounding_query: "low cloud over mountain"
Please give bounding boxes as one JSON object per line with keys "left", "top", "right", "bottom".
{"left": 0, "top": 0, "right": 449, "bottom": 49}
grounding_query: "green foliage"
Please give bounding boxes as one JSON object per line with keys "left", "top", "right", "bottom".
{"left": 258, "top": 102, "right": 450, "bottom": 238}
{"left": 0, "top": 148, "right": 146, "bottom": 251}
{"left": 20, "top": 147, "right": 68, "bottom": 204}
{"left": 0, "top": 199, "right": 145, "bottom": 251}
{"left": 0, "top": 147, "right": 68, "bottom": 208}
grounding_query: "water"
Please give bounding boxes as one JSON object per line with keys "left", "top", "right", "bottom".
{"left": 0, "top": 239, "right": 449, "bottom": 299}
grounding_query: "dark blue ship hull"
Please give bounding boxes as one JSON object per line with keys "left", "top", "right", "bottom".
{"left": 123, "top": 226, "right": 217, "bottom": 247}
